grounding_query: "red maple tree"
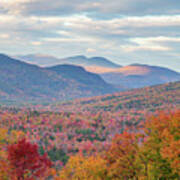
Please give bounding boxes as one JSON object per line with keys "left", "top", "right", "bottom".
{"left": 8, "top": 138, "right": 52, "bottom": 180}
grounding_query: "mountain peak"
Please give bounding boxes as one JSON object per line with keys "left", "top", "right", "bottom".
{"left": 64, "top": 55, "right": 87, "bottom": 61}
{"left": 16, "top": 54, "right": 121, "bottom": 70}
{"left": 90, "top": 57, "right": 108, "bottom": 61}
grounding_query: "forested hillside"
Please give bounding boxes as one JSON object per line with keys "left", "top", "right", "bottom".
{"left": 52, "top": 81, "right": 180, "bottom": 112}
{"left": 0, "top": 81, "right": 179, "bottom": 179}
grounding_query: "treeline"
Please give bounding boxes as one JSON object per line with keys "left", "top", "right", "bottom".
{"left": 0, "top": 110, "right": 179, "bottom": 179}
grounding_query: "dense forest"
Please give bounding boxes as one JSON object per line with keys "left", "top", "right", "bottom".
{"left": 0, "top": 81, "right": 179, "bottom": 179}
{"left": 0, "top": 110, "right": 179, "bottom": 179}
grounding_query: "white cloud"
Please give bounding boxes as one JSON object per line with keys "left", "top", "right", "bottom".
{"left": 122, "top": 45, "right": 171, "bottom": 52}
{"left": 0, "top": 33, "right": 10, "bottom": 39}
{"left": 142, "top": 36, "right": 180, "bottom": 42}
{"left": 1, "top": 0, "right": 180, "bottom": 16}
{"left": 121, "top": 36, "right": 180, "bottom": 52}
{"left": 0, "top": 0, "right": 30, "bottom": 15}
{"left": 31, "top": 41, "right": 42, "bottom": 46}
{"left": 111, "top": 15, "right": 180, "bottom": 28}
{"left": 86, "top": 48, "right": 96, "bottom": 53}
{"left": 0, "top": 13, "right": 180, "bottom": 57}
{"left": 1, "top": 14, "right": 180, "bottom": 36}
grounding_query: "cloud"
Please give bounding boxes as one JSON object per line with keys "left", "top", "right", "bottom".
{"left": 31, "top": 41, "right": 42, "bottom": 46}
{"left": 0, "top": 33, "right": 10, "bottom": 39}
{"left": 121, "top": 45, "right": 171, "bottom": 52}
{"left": 43, "top": 37, "right": 96, "bottom": 43}
{"left": 1, "top": 13, "right": 180, "bottom": 36}
{"left": 1, "top": 0, "right": 180, "bottom": 17}
{"left": 0, "top": 13, "right": 180, "bottom": 55}
{"left": 0, "top": 13, "right": 180, "bottom": 45}
{"left": 86, "top": 48, "right": 96, "bottom": 53}
{"left": 121, "top": 36, "right": 180, "bottom": 52}
{"left": 142, "top": 36, "right": 180, "bottom": 42}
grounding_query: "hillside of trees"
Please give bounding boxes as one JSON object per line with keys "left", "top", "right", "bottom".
{"left": 0, "top": 81, "right": 179, "bottom": 179}
{"left": 0, "top": 110, "right": 179, "bottom": 179}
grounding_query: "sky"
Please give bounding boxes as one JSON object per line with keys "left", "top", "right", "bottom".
{"left": 0, "top": 0, "right": 180, "bottom": 72}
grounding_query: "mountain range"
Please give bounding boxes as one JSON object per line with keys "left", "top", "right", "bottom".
{"left": 0, "top": 53, "right": 180, "bottom": 102}
{"left": 17, "top": 54, "right": 180, "bottom": 88}
{"left": 17, "top": 54, "right": 121, "bottom": 69}
{"left": 0, "top": 54, "right": 116, "bottom": 102}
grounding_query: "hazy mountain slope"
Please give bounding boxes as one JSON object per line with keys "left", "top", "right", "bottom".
{"left": 59, "top": 56, "right": 121, "bottom": 68}
{"left": 17, "top": 54, "right": 180, "bottom": 87}
{"left": 17, "top": 54, "right": 121, "bottom": 69}
{"left": 0, "top": 54, "right": 116, "bottom": 102}
{"left": 0, "top": 54, "right": 76, "bottom": 100}
{"left": 100, "top": 64, "right": 180, "bottom": 88}
{"left": 46, "top": 64, "right": 115, "bottom": 94}
{"left": 17, "top": 54, "right": 61, "bottom": 67}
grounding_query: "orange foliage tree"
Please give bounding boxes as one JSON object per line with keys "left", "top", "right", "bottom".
{"left": 141, "top": 110, "right": 180, "bottom": 178}
{"left": 105, "top": 132, "right": 141, "bottom": 179}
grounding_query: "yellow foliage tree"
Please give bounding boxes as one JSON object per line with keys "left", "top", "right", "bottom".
{"left": 57, "top": 154, "right": 107, "bottom": 180}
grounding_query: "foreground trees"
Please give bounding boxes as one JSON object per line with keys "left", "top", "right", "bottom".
{"left": 0, "top": 128, "right": 25, "bottom": 179}
{"left": 8, "top": 138, "right": 52, "bottom": 180}
{"left": 58, "top": 155, "right": 107, "bottom": 180}
{"left": 58, "top": 110, "right": 180, "bottom": 180}
{"left": 0, "top": 110, "right": 179, "bottom": 179}
{"left": 0, "top": 133, "right": 52, "bottom": 180}
{"left": 140, "top": 110, "right": 180, "bottom": 179}
{"left": 105, "top": 132, "right": 140, "bottom": 179}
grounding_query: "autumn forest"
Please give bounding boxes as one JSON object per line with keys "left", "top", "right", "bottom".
{"left": 0, "top": 81, "right": 179, "bottom": 179}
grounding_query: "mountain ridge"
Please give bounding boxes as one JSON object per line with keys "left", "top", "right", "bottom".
{"left": 3, "top": 53, "right": 180, "bottom": 97}
{"left": 0, "top": 54, "right": 117, "bottom": 102}
{"left": 100, "top": 64, "right": 180, "bottom": 88}
{"left": 17, "top": 54, "right": 121, "bottom": 69}
{"left": 49, "top": 81, "right": 180, "bottom": 113}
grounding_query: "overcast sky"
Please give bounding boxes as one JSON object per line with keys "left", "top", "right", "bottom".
{"left": 0, "top": 0, "right": 180, "bottom": 71}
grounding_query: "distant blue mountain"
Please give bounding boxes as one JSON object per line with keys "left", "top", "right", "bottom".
{"left": 11, "top": 53, "right": 180, "bottom": 93}
{"left": 100, "top": 64, "right": 180, "bottom": 89}
{"left": 59, "top": 55, "right": 121, "bottom": 68}
{"left": 17, "top": 54, "right": 121, "bottom": 68}
{"left": 0, "top": 54, "right": 117, "bottom": 102}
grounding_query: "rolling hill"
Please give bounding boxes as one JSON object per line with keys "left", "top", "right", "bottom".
{"left": 0, "top": 54, "right": 116, "bottom": 102}
{"left": 52, "top": 81, "right": 180, "bottom": 113}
